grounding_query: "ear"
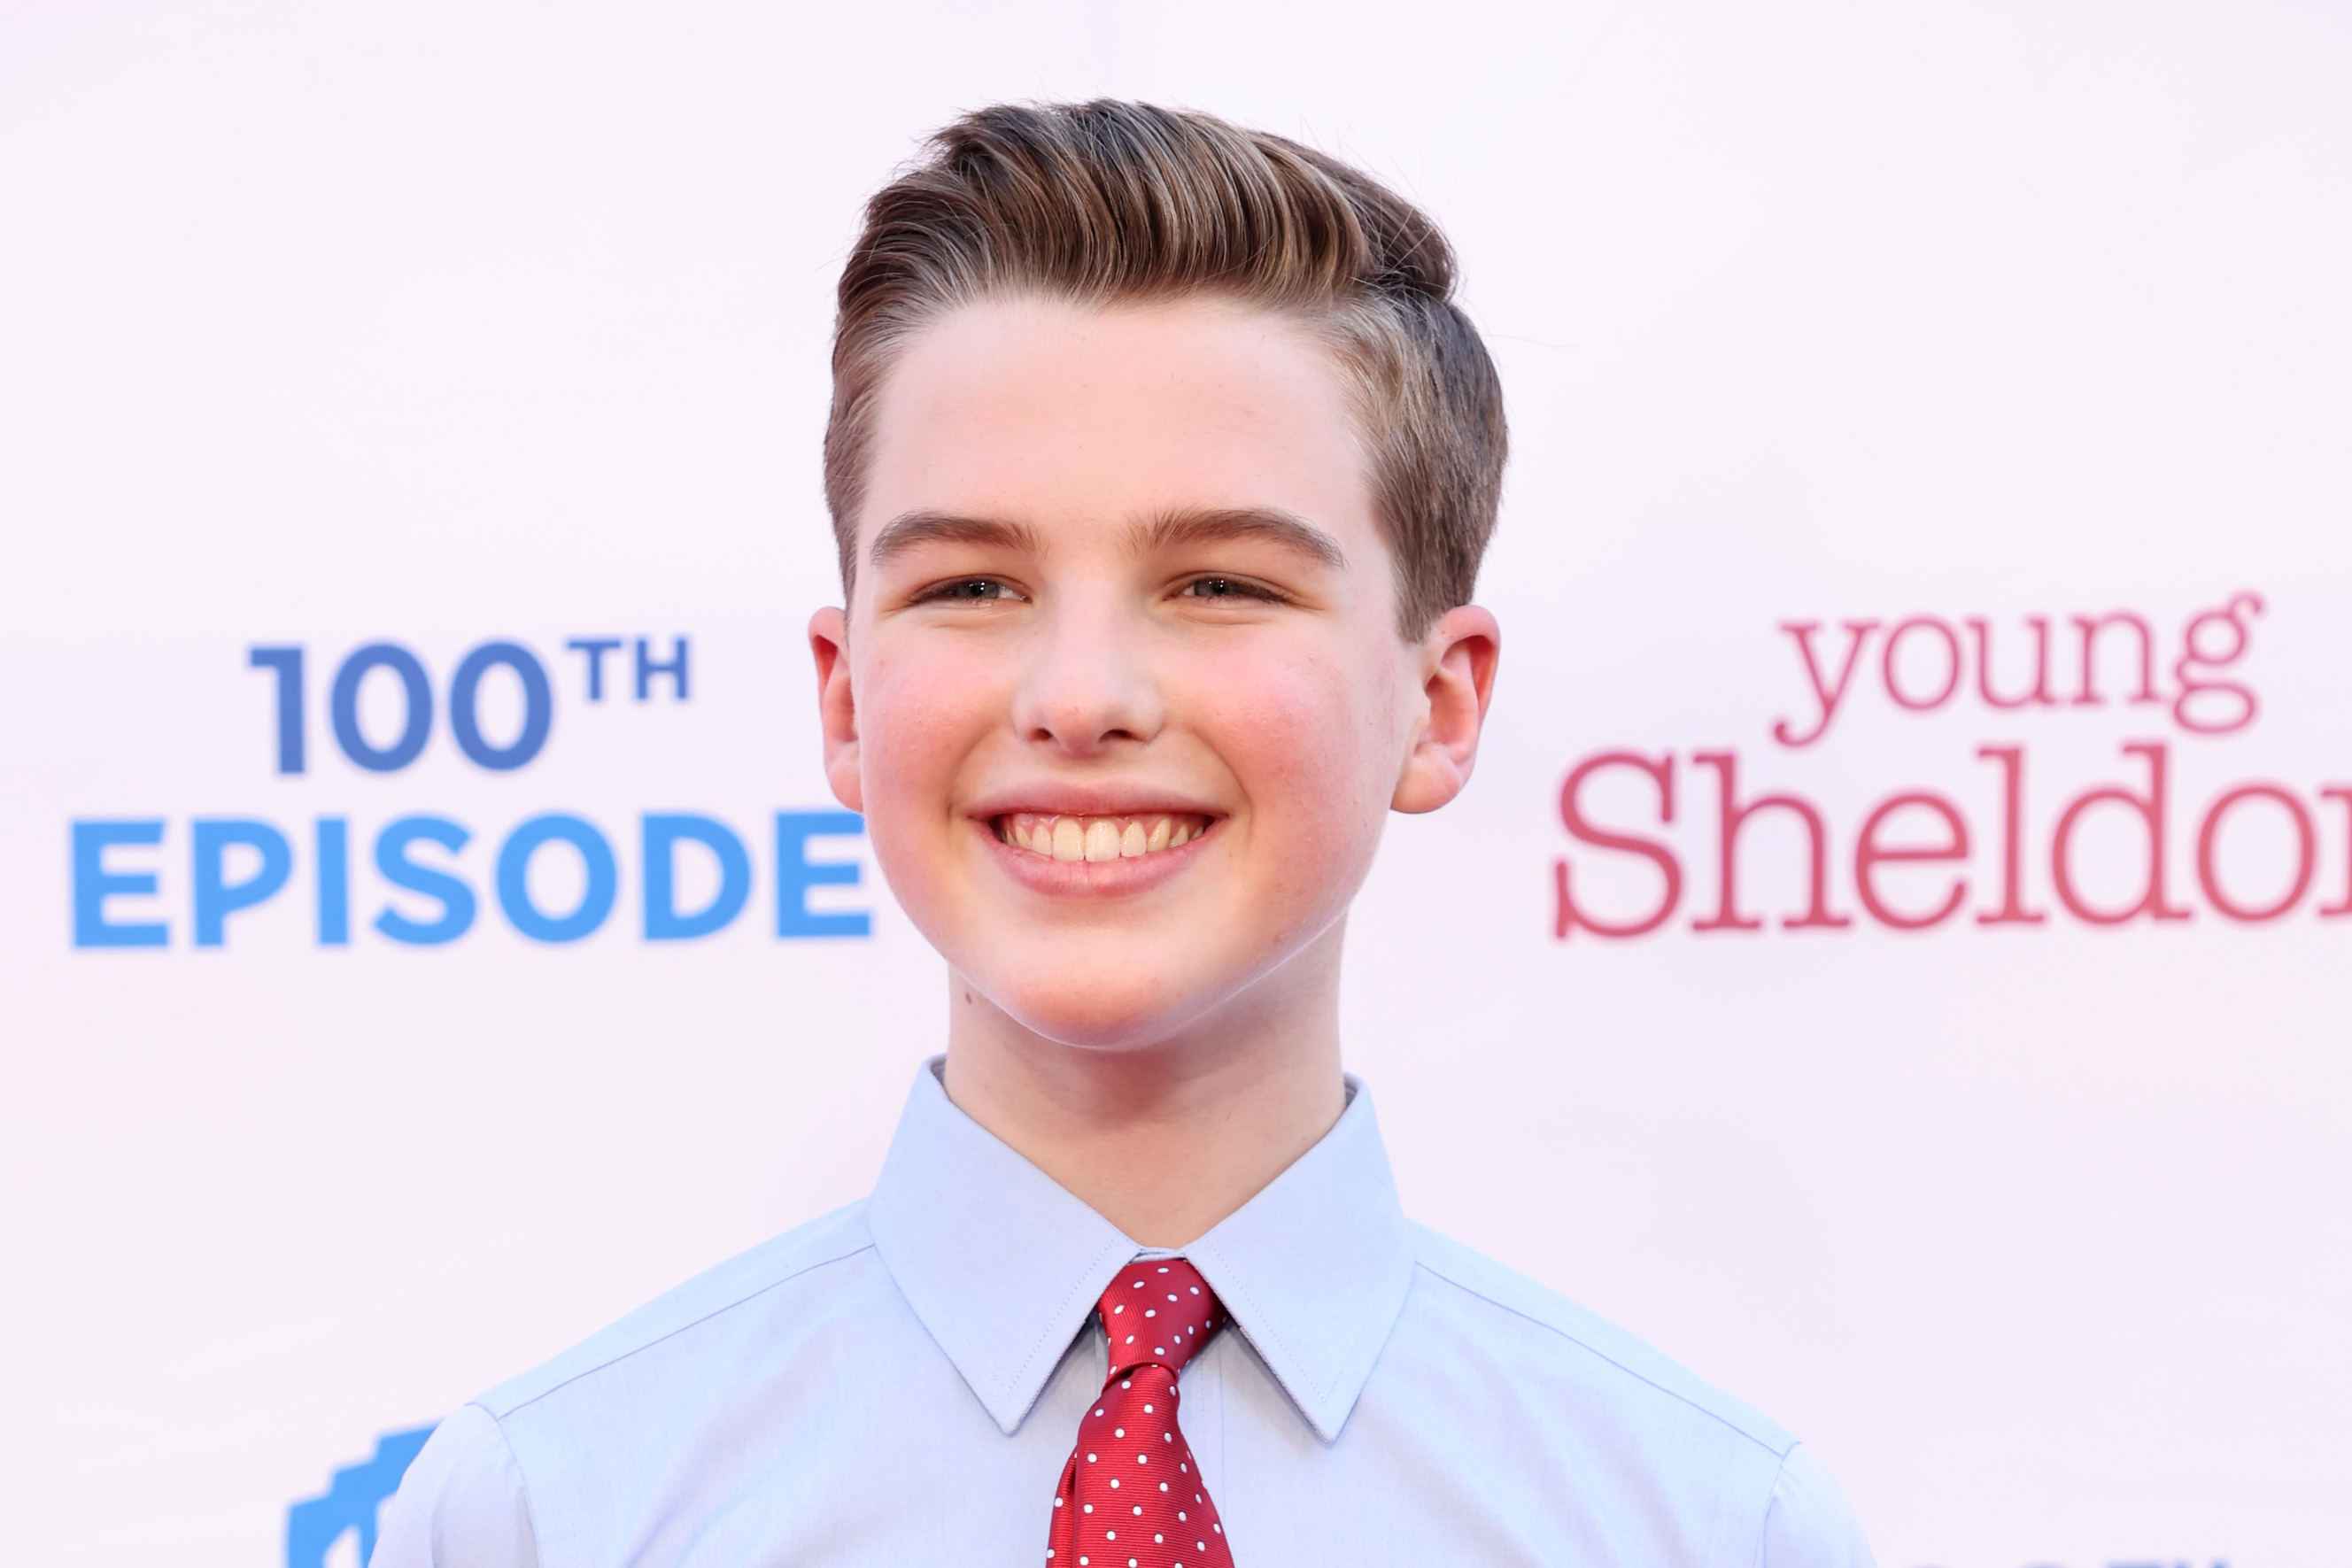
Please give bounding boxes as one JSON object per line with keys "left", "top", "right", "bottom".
{"left": 808, "top": 606, "right": 864, "bottom": 814}
{"left": 1391, "top": 605, "right": 1501, "bottom": 815}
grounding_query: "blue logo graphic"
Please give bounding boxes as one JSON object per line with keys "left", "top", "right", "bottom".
{"left": 286, "top": 1425, "right": 437, "bottom": 1568}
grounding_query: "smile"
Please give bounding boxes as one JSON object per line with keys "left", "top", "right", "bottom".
{"left": 993, "top": 813, "right": 1215, "bottom": 862}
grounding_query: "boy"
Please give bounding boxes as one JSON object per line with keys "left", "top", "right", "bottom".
{"left": 377, "top": 101, "right": 1873, "bottom": 1566}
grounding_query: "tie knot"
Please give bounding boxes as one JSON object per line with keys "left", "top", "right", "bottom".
{"left": 1098, "top": 1258, "right": 1221, "bottom": 1378}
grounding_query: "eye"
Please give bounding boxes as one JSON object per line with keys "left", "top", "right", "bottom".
{"left": 1177, "top": 575, "right": 1284, "bottom": 603}
{"left": 916, "top": 576, "right": 1025, "bottom": 604}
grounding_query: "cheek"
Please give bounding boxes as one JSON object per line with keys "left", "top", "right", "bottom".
{"left": 1189, "top": 634, "right": 1401, "bottom": 843}
{"left": 852, "top": 642, "right": 1006, "bottom": 836}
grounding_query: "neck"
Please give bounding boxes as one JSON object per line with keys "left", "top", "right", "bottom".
{"left": 940, "top": 923, "right": 1349, "bottom": 1248}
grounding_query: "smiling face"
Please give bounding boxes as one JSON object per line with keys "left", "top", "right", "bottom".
{"left": 810, "top": 294, "right": 1494, "bottom": 1053}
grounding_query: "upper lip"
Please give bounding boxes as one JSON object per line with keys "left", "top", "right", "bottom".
{"left": 964, "top": 785, "right": 1225, "bottom": 820}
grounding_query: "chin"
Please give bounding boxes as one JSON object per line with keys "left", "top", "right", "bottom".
{"left": 986, "top": 969, "right": 1209, "bottom": 1053}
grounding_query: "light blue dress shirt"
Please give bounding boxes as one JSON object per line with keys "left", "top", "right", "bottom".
{"left": 375, "top": 1062, "right": 1874, "bottom": 1567}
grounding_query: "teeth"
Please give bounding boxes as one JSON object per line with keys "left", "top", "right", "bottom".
{"left": 999, "top": 812, "right": 1211, "bottom": 862}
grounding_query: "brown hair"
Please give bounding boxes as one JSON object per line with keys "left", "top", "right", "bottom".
{"left": 824, "top": 100, "right": 1507, "bottom": 637}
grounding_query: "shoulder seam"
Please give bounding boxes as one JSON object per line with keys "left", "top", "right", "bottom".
{"left": 1754, "top": 1445, "right": 1798, "bottom": 1568}
{"left": 1410, "top": 1252, "right": 1791, "bottom": 1459}
{"left": 493, "top": 1232, "right": 878, "bottom": 1418}
{"left": 465, "top": 1401, "right": 547, "bottom": 1562}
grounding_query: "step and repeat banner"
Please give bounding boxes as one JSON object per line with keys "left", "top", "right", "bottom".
{"left": 3, "top": 4, "right": 2346, "bottom": 1566}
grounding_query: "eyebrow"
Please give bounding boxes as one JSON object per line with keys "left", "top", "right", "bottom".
{"left": 1131, "top": 507, "right": 1349, "bottom": 569}
{"left": 867, "top": 511, "right": 1045, "bottom": 568}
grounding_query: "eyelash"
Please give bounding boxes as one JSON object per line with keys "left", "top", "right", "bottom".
{"left": 912, "top": 577, "right": 1026, "bottom": 604}
{"left": 1177, "top": 575, "right": 1287, "bottom": 604}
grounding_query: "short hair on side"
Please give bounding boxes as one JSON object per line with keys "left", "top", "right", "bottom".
{"left": 824, "top": 99, "right": 1508, "bottom": 638}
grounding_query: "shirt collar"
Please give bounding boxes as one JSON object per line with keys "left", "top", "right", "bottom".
{"left": 865, "top": 1057, "right": 1417, "bottom": 1443}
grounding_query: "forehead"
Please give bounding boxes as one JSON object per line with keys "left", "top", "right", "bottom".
{"left": 858, "top": 295, "right": 1375, "bottom": 552}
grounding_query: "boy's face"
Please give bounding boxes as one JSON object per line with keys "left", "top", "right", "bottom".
{"left": 811, "top": 296, "right": 1494, "bottom": 1051}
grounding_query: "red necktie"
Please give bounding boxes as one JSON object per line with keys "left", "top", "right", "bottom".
{"left": 1047, "top": 1259, "right": 1235, "bottom": 1568}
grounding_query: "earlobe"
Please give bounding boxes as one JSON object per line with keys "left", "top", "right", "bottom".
{"left": 808, "top": 606, "right": 864, "bottom": 814}
{"left": 1391, "top": 606, "right": 1501, "bottom": 815}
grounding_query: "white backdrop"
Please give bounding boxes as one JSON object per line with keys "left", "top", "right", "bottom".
{"left": 4, "top": 4, "right": 2348, "bottom": 1565}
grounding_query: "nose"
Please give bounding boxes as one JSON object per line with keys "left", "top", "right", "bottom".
{"left": 1009, "top": 594, "right": 1165, "bottom": 757}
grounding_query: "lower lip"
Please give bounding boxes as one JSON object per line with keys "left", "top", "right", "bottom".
{"left": 976, "top": 819, "right": 1216, "bottom": 895}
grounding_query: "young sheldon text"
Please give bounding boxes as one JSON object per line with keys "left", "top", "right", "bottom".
{"left": 1555, "top": 591, "right": 2352, "bottom": 935}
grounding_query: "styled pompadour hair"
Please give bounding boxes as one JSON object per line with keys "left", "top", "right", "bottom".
{"left": 824, "top": 100, "right": 1507, "bottom": 637}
